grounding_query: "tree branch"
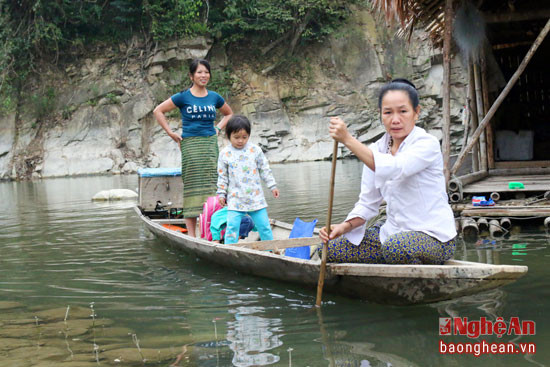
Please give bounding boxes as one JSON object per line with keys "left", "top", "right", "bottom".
{"left": 260, "top": 31, "right": 291, "bottom": 56}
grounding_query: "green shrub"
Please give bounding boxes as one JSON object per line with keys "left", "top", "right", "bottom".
{"left": 144, "top": 0, "right": 206, "bottom": 41}
{"left": 30, "top": 87, "right": 56, "bottom": 120}
{"left": 105, "top": 92, "right": 120, "bottom": 104}
{"left": 208, "top": 68, "right": 234, "bottom": 99}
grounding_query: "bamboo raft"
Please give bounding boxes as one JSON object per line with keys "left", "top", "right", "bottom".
{"left": 450, "top": 170, "right": 550, "bottom": 240}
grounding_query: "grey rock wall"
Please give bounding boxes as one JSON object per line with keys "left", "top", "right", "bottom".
{"left": 0, "top": 11, "right": 468, "bottom": 180}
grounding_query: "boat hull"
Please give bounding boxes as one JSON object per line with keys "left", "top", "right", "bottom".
{"left": 135, "top": 207, "right": 528, "bottom": 305}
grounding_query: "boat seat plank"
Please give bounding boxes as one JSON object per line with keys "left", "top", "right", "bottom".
{"left": 152, "top": 218, "right": 186, "bottom": 224}
{"left": 230, "top": 237, "right": 320, "bottom": 251}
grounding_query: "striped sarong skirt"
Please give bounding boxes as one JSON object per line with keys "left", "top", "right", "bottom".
{"left": 180, "top": 135, "right": 219, "bottom": 218}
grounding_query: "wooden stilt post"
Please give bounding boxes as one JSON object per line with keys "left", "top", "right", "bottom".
{"left": 451, "top": 18, "right": 550, "bottom": 176}
{"left": 474, "top": 63, "right": 487, "bottom": 172}
{"left": 441, "top": 0, "right": 454, "bottom": 183}
{"left": 468, "top": 62, "right": 480, "bottom": 172}
{"left": 480, "top": 52, "right": 495, "bottom": 169}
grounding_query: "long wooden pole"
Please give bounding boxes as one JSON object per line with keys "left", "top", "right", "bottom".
{"left": 468, "top": 62, "right": 480, "bottom": 172}
{"left": 480, "top": 53, "right": 495, "bottom": 169}
{"left": 316, "top": 141, "right": 338, "bottom": 307}
{"left": 441, "top": 0, "right": 454, "bottom": 183}
{"left": 451, "top": 17, "right": 550, "bottom": 176}
{"left": 474, "top": 63, "right": 487, "bottom": 171}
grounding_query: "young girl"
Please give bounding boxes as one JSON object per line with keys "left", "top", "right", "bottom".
{"left": 217, "top": 115, "right": 280, "bottom": 245}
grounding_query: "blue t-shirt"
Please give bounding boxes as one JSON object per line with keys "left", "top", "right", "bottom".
{"left": 171, "top": 89, "right": 225, "bottom": 138}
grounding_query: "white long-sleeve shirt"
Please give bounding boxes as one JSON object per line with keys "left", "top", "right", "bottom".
{"left": 345, "top": 126, "right": 457, "bottom": 245}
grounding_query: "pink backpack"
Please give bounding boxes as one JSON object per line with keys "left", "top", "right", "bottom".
{"left": 199, "top": 196, "right": 223, "bottom": 241}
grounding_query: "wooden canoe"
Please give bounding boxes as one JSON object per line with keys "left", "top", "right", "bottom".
{"left": 134, "top": 207, "right": 528, "bottom": 305}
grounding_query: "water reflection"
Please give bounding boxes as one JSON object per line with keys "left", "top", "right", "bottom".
{"left": 327, "top": 341, "right": 421, "bottom": 367}
{"left": 227, "top": 303, "right": 282, "bottom": 366}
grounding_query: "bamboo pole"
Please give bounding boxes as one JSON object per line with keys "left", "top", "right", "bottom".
{"left": 458, "top": 170, "right": 488, "bottom": 186}
{"left": 451, "top": 18, "right": 550, "bottom": 176}
{"left": 449, "top": 191, "right": 463, "bottom": 203}
{"left": 480, "top": 52, "right": 495, "bottom": 169}
{"left": 500, "top": 217, "right": 512, "bottom": 230}
{"left": 477, "top": 217, "right": 489, "bottom": 231}
{"left": 462, "top": 207, "right": 550, "bottom": 217}
{"left": 461, "top": 217, "right": 479, "bottom": 242}
{"left": 468, "top": 62, "right": 480, "bottom": 172}
{"left": 441, "top": 0, "right": 454, "bottom": 183}
{"left": 490, "top": 167, "right": 550, "bottom": 176}
{"left": 316, "top": 141, "right": 338, "bottom": 307}
{"left": 489, "top": 219, "right": 504, "bottom": 237}
{"left": 474, "top": 63, "right": 487, "bottom": 171}
{"left": 448, "top": 178, "right": 462, "bottom": 192}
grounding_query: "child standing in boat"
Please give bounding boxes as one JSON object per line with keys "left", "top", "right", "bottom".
{"left": 217, "top": 115, "right": 280, "bottom": 244}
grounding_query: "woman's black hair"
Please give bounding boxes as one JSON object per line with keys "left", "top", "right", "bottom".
{"left": 378, "top": 78, "right": 420, "bottom": 109}
{"left": 188, "top": 59, "right": 211, "bottom": 89}
{"left": 189, "top": 58, "right": 211, "bottom": 75}
{"left": 226, "top": 115, "right": 251, "bottom": 139}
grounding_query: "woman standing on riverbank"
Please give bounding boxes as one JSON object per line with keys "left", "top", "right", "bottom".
{"left": 319, "top": 79, "right": 456, "bottom": 264}
{"left": 153, "top": 59, "right": 233, "bottom": 237}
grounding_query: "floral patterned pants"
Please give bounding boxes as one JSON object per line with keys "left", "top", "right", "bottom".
{"left": 326, "top": 222, "right": 456, "bottom": 264}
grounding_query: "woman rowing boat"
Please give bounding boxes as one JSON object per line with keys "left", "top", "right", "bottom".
{"left": 319, "top": 79, "right": 457, "bottom": 264}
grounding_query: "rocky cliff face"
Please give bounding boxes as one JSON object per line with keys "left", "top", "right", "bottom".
{"left": 0, "top": 8, "right": 467, "bottom": 180}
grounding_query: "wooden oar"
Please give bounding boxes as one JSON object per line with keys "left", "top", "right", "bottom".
{"left": 316, "top": 140, "right": 338, "bottom": 307}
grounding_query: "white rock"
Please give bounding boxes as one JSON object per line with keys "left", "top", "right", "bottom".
{"left": 0, "top": 113, "right": 16, "bottom": 178}
{"left": 358, "top": 124, "right": 386, "bottom": 143}
{"left": 122, "top": 161, "right": 138, "bottom": 173}
{"left": 92, "top": 189, "right": 138, "bottom": 201}
{"left": 424, "top": 64, "right": 444, "bottom": 96}
{"left": 301, "top": 141, "right": 336, "bottom": 161}
{"left": 428, "top": 129, "right": 444, "bottom": 141}
{"left": 148, "top": 65, "right": 164, "bottom": 75}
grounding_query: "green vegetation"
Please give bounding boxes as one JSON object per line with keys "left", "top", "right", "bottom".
{"left": 208, "top": 68, "right": 234, "bottom": 99}
{"left": 62, "top": 105, "right": 76, "bottom": 120}
{"left": 210, "top": 0, "right": 353, "bottom": 53}
{"left": 105, "top": 93, "right": 121, "bottom": 105}
{"left": 30, "top": 87, "right": 56, "bottom": 121}
{"left": 0, "top": 0, "right": 363, "bottom": 115}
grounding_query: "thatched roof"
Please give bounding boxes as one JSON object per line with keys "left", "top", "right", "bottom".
{"left": 372, "top": 0, "right": 446, "bottom": 47}
{"left": 372, "top": 0, "right": 550, "bottom": 49}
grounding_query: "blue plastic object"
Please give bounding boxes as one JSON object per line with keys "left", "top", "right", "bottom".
{"left": 137, "top": 167, "right": 182, "bottom": 177}
{"left": 472, "top": 196, "right": 495, "bottom": 206}
{"left": 285, "top": 218, "right": 318, "bottom": 259}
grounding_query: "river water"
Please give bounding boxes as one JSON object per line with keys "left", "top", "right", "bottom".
{"left": 0, "top": 160, "right": 548, "bottom": 366}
